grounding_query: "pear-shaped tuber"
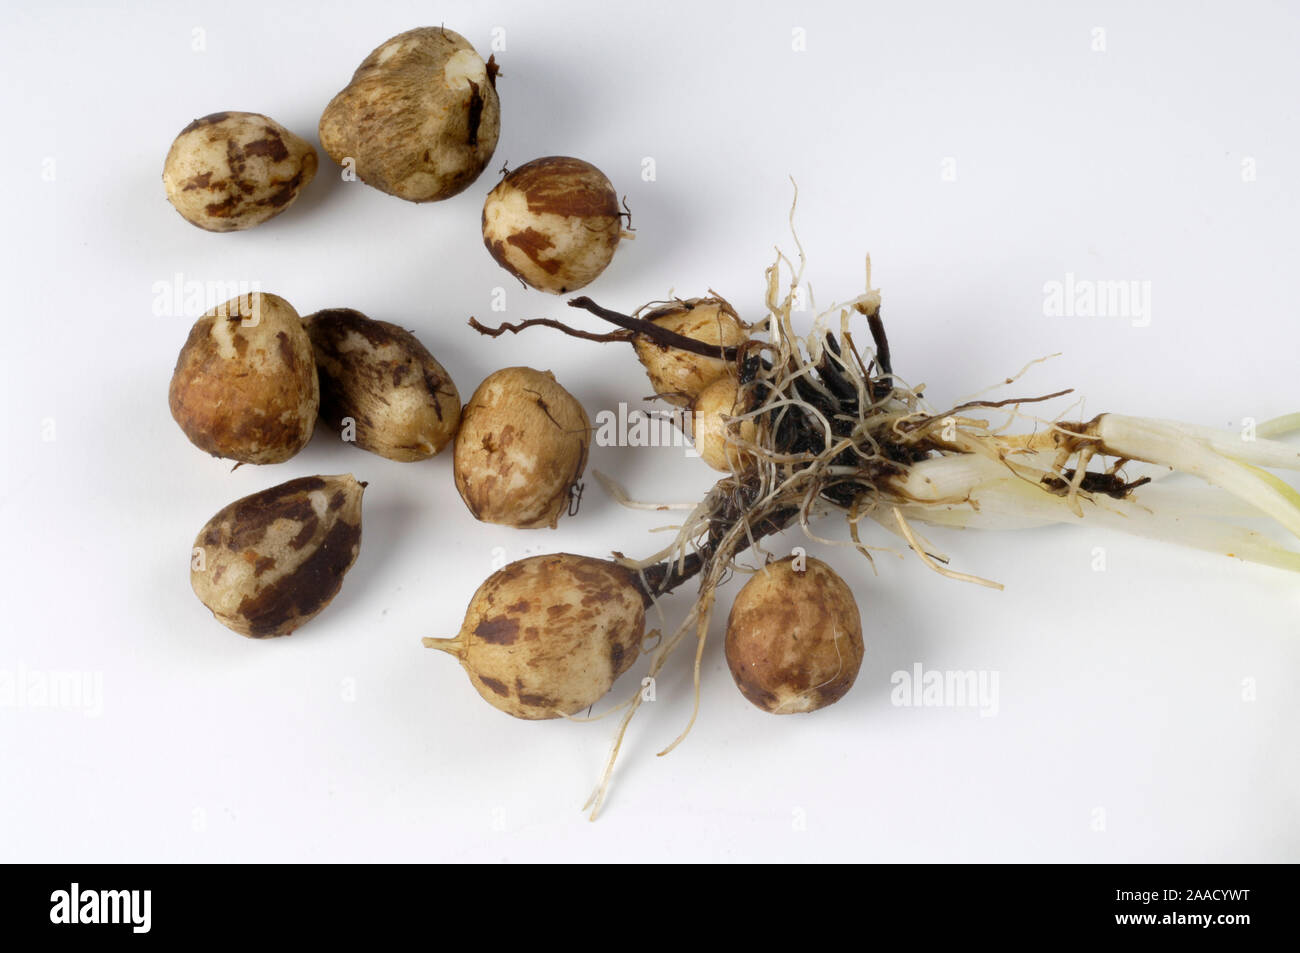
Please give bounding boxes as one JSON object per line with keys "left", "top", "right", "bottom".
{"left": 425, "top": 553, "right": 645, "bottom": 719}
{"left": 190, "top": 474, "right": 366, "bottom": 638}
{"left": 319, "top": 27, "right": 500, "bottom": 202}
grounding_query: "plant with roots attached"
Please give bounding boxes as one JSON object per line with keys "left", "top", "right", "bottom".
{"left": 467, "top": 204, "right": 1300, "bottom": 819}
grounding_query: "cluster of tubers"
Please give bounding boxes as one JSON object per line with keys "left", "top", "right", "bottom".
{"left": 168, "top": 285, "right": 861, "bottom": 716}
{"left": 163, "top": 23, "right": 869, "bottom": 817}
{"left": 161, "top": 27, "right": 625, "bottom": 288}
{"left": 151, "top": 17, "right": 1300, "bottom": 824}
{"left": 170, "top": 290, "right": 594, "bottom": 636}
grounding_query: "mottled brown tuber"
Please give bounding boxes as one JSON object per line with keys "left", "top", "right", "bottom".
{"left": 424, "top": 553, "right": 645, "bottom": 719}
{"left": 319, "top": 26, "right": 500, "bottom": 202}
{"left": 725, "top": 557, "right": 865, "bottom": 713}
{"left": 191, "top": 474, "right": 366, "bottom": 638}
{"left": 305, "top": 308, "right": 461, "bottom": 461}
{"left": 453, "top": 367, "right": 591, "bottom": 528}
{"left": 162, "top": 111, "right": 317, "bottom": 231}
{"left": 169, "top": 293, "right": 319, "bottom": 464}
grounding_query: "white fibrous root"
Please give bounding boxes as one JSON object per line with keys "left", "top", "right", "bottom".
{"left": 471, "top": 192, "right": 1300, "bottom": 818}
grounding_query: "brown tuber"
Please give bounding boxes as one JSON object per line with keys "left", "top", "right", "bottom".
{"left": 424, "top": 553, "right": 645, "bottom": 719}
{"left": 725, "top": 556, "right": 865, "bottom": 714}
{"left": 319, "top": 27, "right": 500, "bottom": 202}
{"left": 634, "top": 297, "right": 750, "bottom": 406}
{"left": 190, "top": 474, "right": 366, "bottom": 638}
{"left": 688, "top": 375, "right": 756, "bottom": 472}
{"left": 453, "top": 367, "right": 591, "bottom": 528}
{"left": 162, "top": 111, "right": 317, "bottom": 232}
{"left": 305, "top": 308, "right": 461, "bottom": 461}
{"left": 482, "top": 156, "right": 625, "bottom": 294}
{"left": 169, "top": 293, "right": 319, "bottom": 464}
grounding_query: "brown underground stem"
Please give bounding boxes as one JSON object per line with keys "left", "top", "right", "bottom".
{"left": 468, "top": 315, "right": 633, "bottom": 344}
{"left": 566, "top": 296, "right": 746, "bottom": 362}
{"left": 633, "top": 505, "right": 799, "bottom": 605}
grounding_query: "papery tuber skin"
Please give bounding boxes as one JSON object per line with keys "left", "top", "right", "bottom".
{"left": 633, "top": 297, "right": 750, "bottom": 406}
{"left": 169, "top": 293, "right": 319, "bottom": 464}
{"left": 453, "top": 367, "right": 591, "bottom": 528}
{"left": 482, "top": 156, "right": 623, "bottom": 294}
{"left": 162, "top": 111, "right": 317, "bottom": 231}
{"left": 319, "top": 27, "right": 500, "bottom": 202}
{"left": 424, "top": 553, "right": 645, "bottom": 719}
{"left": 305, "top": 308, "right": 461, "bottom": 461}
{"left": 725, "top": 556, "right": 864, "bottom": 713}
{"left": 191, "top": 474, "right": 365, "bottom": 638}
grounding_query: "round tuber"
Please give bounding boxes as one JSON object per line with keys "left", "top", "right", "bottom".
{"left": 688, "top": 375, "right": 756, "bottom": 472}
{"left": 169, "top": 293, "right": 319, "bottom": 464}
{"left": 453, "top": 367, "right": 591, "bottom": 528}
{"left": 481, "top": 156, "right": 625, "bottom": 294}
{"left": 634, "top": 297, "right": 750, "bottom": 406}
{"left": 162, "top": 111, "right": 317, "bottom": 232}
{"left": 725, "top": 556, "right": 865, "bottom": 714}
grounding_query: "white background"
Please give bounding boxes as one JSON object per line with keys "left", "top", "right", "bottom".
{"left": 1, "top": 0, "right": 1298, "bottom": 862}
